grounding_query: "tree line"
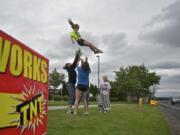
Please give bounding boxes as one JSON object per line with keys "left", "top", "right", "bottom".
{"left": 49, "top": 65, "right": 160, "bottom": 101}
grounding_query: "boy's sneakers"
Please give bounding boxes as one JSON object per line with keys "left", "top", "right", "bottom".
{"left": 94, "top": 49, "right": 103, "bottom": 54}
{"left": 98, "top": 49, "right": 103, "bottom": 53}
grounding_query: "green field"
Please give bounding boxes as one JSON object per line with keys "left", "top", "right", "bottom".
{"left": 48, "top": 104, "right": 171, "bottom": 135}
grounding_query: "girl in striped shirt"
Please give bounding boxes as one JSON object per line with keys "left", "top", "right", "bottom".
{"left": 99, "top": 76, "right": 111, "bottom": 112}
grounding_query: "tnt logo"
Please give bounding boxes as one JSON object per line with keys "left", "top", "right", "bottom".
{"left": 16, "top": 93, "right": 43, "bottom": 126}
{"left": 9, "top": 85, "right": 47, "bottom": 134}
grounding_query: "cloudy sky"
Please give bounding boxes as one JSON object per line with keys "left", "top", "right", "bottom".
{"left": 1, "top": 0, "right": 180, "bottom": 95}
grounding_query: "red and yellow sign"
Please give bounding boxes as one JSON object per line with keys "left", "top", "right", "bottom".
{"left": 0, "top": 30, "right": 49, "bottom": 135}
{"left": 150, "top": 99, "right": 158, "bottom": 106}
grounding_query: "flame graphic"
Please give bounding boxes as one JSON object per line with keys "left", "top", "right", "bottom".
{"left": 10, "top": 84, "right": 47, "bottom": 135}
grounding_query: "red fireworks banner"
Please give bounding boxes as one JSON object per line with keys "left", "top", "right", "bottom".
{"left": 0, "top": 30, "right": 49, "bottom": 135}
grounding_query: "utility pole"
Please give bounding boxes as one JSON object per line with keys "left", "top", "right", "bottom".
{"left": 97, "top": 55, "right": 100, "bottom": 89}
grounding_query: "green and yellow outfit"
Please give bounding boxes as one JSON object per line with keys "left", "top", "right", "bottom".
{"left": 70, "top": 31, "right": 85, "bottom": 46}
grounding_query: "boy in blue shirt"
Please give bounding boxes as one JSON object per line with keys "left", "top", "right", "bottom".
{"left": 63, "top": 49, "right": 82, "bottom": 114}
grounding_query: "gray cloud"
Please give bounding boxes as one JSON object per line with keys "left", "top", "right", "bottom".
{"left": 137, "top": 0, "right": 180, "bottom": 90}
{"left": 102, "top": 33, "right": 128, "bottom": 54}
{"left": 140, "top": 0, "right": 180, "bottom": 48}
{"left": 149, "top": 61, "right": 180, "bottom": 69}
{"left": 160, "top": 75, "right": 180, "bottom": 89}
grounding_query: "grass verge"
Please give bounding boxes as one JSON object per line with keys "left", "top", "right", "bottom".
{"left": 48, "top": 104, "right": 171, "bottom": 135}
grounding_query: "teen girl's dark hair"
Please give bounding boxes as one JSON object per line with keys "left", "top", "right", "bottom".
{"left": 81, "top": 58, "right": 91, "bottom": 72}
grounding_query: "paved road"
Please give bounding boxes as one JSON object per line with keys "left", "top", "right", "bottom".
{"left": 159, "top": 102, "right": 180, "bottom": 135}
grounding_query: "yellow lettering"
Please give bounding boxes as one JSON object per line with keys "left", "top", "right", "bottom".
{"left": 0, "top": 36, "right": 48, "bottom": 82}
{"left": 10, "top": 45, "right": 23, "bottom": 76}
{"left": 24, "top": 50, "right": 32, "bottom": 79}
{"left": 33, "top": 56, "right": 41, "bottom": 81}
{"left": 0, "top": 37, "right": 11, "bottom": 73}
{"left": 41, "top": 60, "right": 48, "bottom": 83}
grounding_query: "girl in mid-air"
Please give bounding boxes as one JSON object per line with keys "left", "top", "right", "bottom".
{"left": 68, "top": 18, "right": 103, "bottom": 54}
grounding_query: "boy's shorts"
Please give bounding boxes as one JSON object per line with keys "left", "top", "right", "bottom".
{"left": 77, "top": 39, "right": 85, "bottom": 46}
{"left": 76, "top": 84, "right": 89, "bottom": 92}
